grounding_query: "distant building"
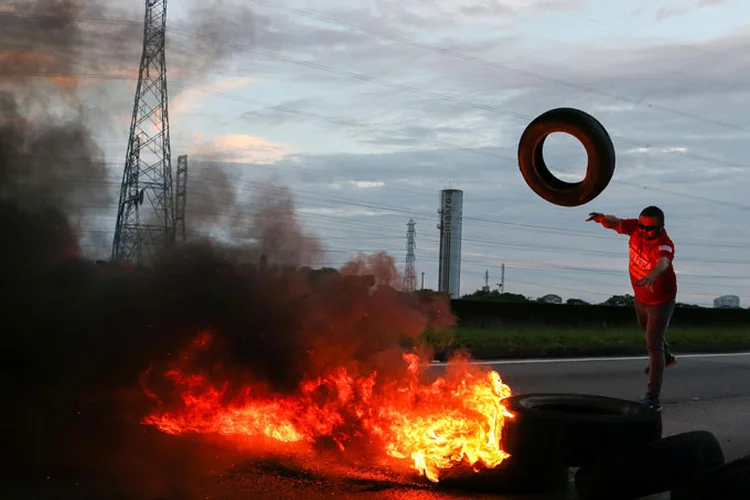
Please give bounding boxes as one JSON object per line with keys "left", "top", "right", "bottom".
{"left": 713, "top": 295, "right": 740, "bottom": 308}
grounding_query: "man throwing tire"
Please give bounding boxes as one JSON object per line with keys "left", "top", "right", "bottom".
{"left": 587, "top": 206, "right": 677, "bottom": 411}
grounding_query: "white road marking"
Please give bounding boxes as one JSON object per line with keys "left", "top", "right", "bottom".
{"left": 428, "top": 351, "right": 750, "bottom": 366}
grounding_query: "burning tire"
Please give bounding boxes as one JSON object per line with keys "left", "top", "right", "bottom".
{"left": 500, "top": 393, "right": 661, "bottom": 466}
{"left": 574, "top": 430, "right": 725, "bottom": 500}
{"left": 670, "top": 454, "right": 750, "bottom": 500}
{"left": 517, "top": 107, "right": 615, "bottom": 207}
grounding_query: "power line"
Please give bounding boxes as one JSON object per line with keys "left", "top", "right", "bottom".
{"left": 69, "top": 204, "right": 750, "bottom": 290}
{"left": 3, "top": 14, "right": 750, "bottom": 173}
{"left": 42, "top": 172, "right": 750, "bottom": 251}
{"left": 75, "top": 221, "right": 750, "bottom": 300}
{"left": 582, "top": 15, "right": 750, "bottom": 67}
{"left": 162, "top": 26, "right": 750, "bottom": 173}
{"left": 616, "top": 180, "right": 750, "bottom": 209}
{"left": 6, "top": 63, "right": 750, "bottom": 212}
{"left": 74, "top": 212, "right": 750, "bottom": 291}
{"left": 4, "top": 7, "right": 748, "bottom": 136}
{"left": 247, "top": 0, "right": 749, "bottom": 133}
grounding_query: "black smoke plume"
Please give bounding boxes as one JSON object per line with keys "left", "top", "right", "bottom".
{"left": 1, "top": 2, "right": 456, "bottom": 498}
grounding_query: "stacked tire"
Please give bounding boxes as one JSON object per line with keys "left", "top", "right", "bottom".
{"left": 498, "top": 393, "right": 750, "bottom": 499}
{"left": 501, "top": 393, "right": 663, "bottom": 467}
{"left": 460, "top": 393, "right": 663, "bottom": 496}
{"left": 670, "top": 455, "right": 750, "bottom": 500}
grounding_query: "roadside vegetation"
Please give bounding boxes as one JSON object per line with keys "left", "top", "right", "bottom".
{"left": 411, "top": 325, "right": 750, "bottom": 358}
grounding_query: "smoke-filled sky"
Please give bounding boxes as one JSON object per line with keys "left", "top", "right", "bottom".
{"left": 3, "top": 0, "right": 750, "bottom": 306}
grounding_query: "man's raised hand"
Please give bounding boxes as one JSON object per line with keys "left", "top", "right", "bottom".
{"left": 586, "top": 212, "right": 604, "bottom": 223}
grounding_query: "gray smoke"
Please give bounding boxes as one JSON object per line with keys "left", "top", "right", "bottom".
{"left": 184, "top": 162, "right": 325, "bottom": 267}
{"left": 0, "top": 0, "right": 114, "bottom": 261}
{"left": 0, "top": 0, "right": 259, "bottom": 78}
{"left": 236, "top": 179, "right": 326, "bottom": 267}
{"left": 0, "top": 0, "right": 262, "bottom": 241}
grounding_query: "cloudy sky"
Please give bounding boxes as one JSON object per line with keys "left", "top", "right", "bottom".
{"left": 7, "top": 0, "right": 750, "bottom": 307}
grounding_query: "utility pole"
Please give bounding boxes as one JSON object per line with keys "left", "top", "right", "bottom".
{"left": 420, "top": 272, "right": 425, "bottom": 290}
{"left": 174, "top": 154, "right": 188, "bottom": 244}
{"left": 112, "top": 0, "right": 174, "bottom": 263}
{"left": 482, "top": 269, "right": 490, "bottom": 292}
{"left": 403, "top": 219, "right": 417, "bottom": 292}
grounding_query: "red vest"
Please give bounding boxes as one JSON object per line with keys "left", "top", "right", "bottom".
{"left": 618, "top": 219, "right": 677, "bottom": 305}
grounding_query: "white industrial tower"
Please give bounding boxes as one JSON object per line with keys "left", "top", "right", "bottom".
{"left": 437, "top": 189, "right": 463, "bottom": 298}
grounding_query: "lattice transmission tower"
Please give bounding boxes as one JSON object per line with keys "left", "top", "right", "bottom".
{"left": 174, "top": 154, "right": 188, "bottom": 244}
{"left": 111, "top": 0, "right": 174, "bottom": 263}
{"left": 403, "top": 219, "right": 417, "bottom": 292}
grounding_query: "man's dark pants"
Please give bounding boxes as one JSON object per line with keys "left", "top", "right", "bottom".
{"left": 634, "top": 298, "right": 675, "bottom": 398}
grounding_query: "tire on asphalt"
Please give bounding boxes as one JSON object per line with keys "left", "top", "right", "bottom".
{"left": 574, "top": 430, "right": 725, "bottom": 500}
{"left": 437, "top": 456, "right": 570, "bottom": 495}
{"left": 500, "top": 393, "right": 662, "bottom": 467}
{"left": 670, "top": 454, "right": 750, "bottom": 500}
{"left": 517, "top": 107, "right": 615, "bottom": 207}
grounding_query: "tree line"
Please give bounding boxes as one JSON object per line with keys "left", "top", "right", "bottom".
{"left": 460, "top": 289, "right": 707, "bottom": 308}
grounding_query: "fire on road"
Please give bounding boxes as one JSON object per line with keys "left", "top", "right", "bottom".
{"left": 142, "top": 331, "right": 515, "bottom": 484}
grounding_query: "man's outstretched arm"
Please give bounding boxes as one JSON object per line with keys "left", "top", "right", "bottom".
{"left": 586, "top": 212, "right": 622, "bottom": 232}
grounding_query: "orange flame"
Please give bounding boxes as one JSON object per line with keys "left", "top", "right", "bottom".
{"left": 142, "top": 334, "right": 514, "bottom": 483}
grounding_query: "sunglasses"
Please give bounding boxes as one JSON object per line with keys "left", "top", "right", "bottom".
{"left": 638, "top": 223, "right": 660, "bottom": 231}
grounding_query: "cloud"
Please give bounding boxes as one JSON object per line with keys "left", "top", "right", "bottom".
{"left": 698, "top": 0, "right": 738, "bottom": 6}
{"left": 170, "top": 77, "right": 257, "bottom": 117}
{"left": 366, "top": 0, "right": 589, "bottom": 20}
{"left": 655, "top": 4, "right": 692, "bottom": 21}
{"left": 299, "top": 206, "right": 391, "bottom": 217}
{"left": 652, "top": 0, "right": 741, "bottom": 20}
{"left": 458, "top": 0, "right": 589, "bottom": 16}
{"left": 331, "top": 180, "right": 386, "bottom": 189}
{"left": 239, "top": 0, "right": 524, "bottom": 81}
{"left": 190, "top": 133, "right": 294, "bottom": 164}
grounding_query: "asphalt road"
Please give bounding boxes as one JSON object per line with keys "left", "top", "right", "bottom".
{"left": 433, "top": 352, "right": 750, "bottom": 500}
{"left": 12, "top": 353, "right": 750, "bottom": 500}
{"left": 452, "top": 352, "right": 750, "bottom": 406}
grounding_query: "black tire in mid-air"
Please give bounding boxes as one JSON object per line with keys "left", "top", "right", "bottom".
{"left": 517, "top": 107, "right": 615, "bottom": 207}
{"left": 501, "top": 393, "right": 662, "bottom": 467}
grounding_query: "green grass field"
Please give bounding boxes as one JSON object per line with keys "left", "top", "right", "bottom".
{"left": 418, "top": 325, "right": 750, "bottom": 355}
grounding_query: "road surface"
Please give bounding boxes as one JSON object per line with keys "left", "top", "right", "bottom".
{"left": 11, "top": 353, "right": 750, "bottom": 500}
{"left": 457, "top": 352, "right": 750, "bottom": 405}
{"left": 453, "top": 352, "right": 750, "bottom": 462}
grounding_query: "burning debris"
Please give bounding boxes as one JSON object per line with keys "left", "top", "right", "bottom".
{"left": 142, "top": 332, "right": 514, "bottom": 483}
